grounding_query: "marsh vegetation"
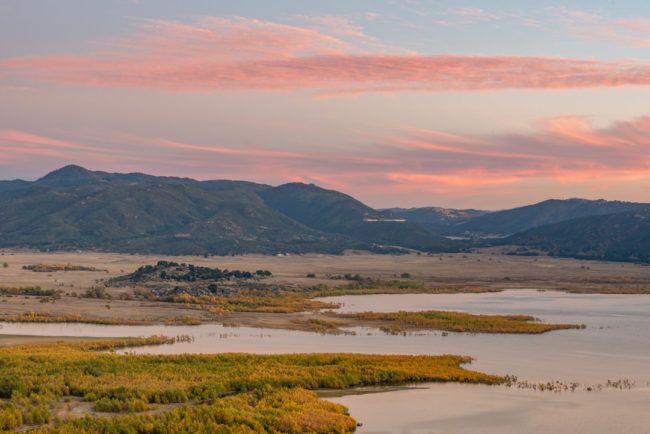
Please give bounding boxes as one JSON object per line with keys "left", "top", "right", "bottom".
{"left": 0, "top": 338, "right": 501, "bottom": 432}
{"left": 342, "top": 311, "right": 584, "bottom": 334}
{"left": 0, "top": 312, "right": 201, "bottom": 326}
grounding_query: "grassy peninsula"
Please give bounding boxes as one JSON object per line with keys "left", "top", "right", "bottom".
{"left": 0, "top": 338, "right": 502, "bottom": 432}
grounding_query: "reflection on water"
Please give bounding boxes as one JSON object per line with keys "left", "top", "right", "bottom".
{"left": 2, "top": 290, "right": 649, "bottom": 433}
{"left": 325, "top": 383, "right": 650, "bottom": 434}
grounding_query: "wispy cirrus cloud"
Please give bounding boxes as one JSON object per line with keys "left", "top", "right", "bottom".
{"left": 1, "top": 16, "right": 650, "bottom": 95}
{"left": 375, "top": 116, "right": 650, "bottom": 194}
{"left": 292, "top": 14, "right": 374, "bottom": 40}
{"left": 0, "top": 129, "right": 98, "bottom": 153}
{"left": 543, "top": 7, "right": 650, "bottom": 48}
{"left": 573, "top": 21, "right": 650, "bottom": 48}
{"left": 444, "top": 7, "right": 518, "bottom": 24}
{"left": 544, "top": 5, "right": 601, "bottom": 24}
{"left": 3, "top": 116, "right": 649, "bottom": 204}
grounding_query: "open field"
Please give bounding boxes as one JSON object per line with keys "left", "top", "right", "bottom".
{"left": 1, "top": 250, "right": 648, "bottom": 432}
{"left": 1, "top": 249, "right": 649, "bottom": 290}
{"left": 0, "top": 249, "right": 647, "bottom": 333}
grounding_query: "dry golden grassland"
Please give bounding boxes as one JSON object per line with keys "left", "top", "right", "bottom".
{"left": 2, "top": 249, "right": 649, "bottom": 291}
{"left": 0, "top": 250, "right": 647, "bottom": 334}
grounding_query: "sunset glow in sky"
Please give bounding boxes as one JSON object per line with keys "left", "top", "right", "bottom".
{"left": 1, "top": 0, "right": 650, "bottom": 209}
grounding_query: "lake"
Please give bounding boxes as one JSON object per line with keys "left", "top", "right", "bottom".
{"left": 2, "top": 289, "right": 649, "bottom": 433}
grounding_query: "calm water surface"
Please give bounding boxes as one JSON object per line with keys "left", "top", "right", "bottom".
{"left": 325, "top": 383, "right": 650, "bottom": 434}
{"left": 2, "top": 290, "right": 649, "bottom": 433}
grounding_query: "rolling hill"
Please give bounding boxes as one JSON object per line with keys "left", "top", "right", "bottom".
{"left": 0, "top": 182, "right": 351, "bottom": 255}
{"left": 0, "top": 166, "right": 453, "bottom": 255}
{"left": 259, "top": 183, "right": 456, "bottom": 251}
{"left": 445, "top": 198, "right": 650, "bottom": 236}
{"left": 385, "top": 207, "right": 489, "bottom": 232}
{"left": 3, "top": 166, "right": 649, "bottom": 261}
{"left": 0, "top": 179, "right": 32, "bottom": 193}
{"left": 506, "top": 208, "right": 650, "bottom": 262}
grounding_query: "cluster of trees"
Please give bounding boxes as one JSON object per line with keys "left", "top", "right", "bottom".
{"left": 22, "top": 263, "right": 102, "bottom": 272}
{"left": 0, "top": 286, "right": 58, "bottom": 297}
{"left": 83, "top": 286, "right": 111, "bottom": 299}
{"left": 129, "top": 261, "right": 272, "bottom": 282}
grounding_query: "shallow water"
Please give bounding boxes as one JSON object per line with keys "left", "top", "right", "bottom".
{"left": 2, "top": 289, "right": 649, "bottom": 433}
{"left": 1, "top": 290, "right": 649, "bottom": 383}
{"left": 316, "top": 289, "right": 650, "bottom": 383}
{"left": 325, "top": 383, "right": 650, "bottom": 434}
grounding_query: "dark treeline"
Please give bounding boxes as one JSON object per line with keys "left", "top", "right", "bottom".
{"left": 0, "top": 286, "right": 57, "bottom": 297}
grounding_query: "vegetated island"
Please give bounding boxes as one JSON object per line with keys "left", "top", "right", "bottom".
{"left": 0, "top": 309, "right": 582, "bottom": 334}
{"left": 340, "top": 311, "right": 585, "bottom": 334}
{"left": 0, "top": 337, "right": 503, "bottom": 432}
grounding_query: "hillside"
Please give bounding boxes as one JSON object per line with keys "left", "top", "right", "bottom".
{"left": 386, "top": 207, "right": 489, "bottom": 232}
{"left": 506, "top": 208, "right": 650, "bottom": 262}
{"left": 0, "top": 167, "right": 454, "bottom": 255}
{"left": 0, "top": 182, "right": 353, "bottom": 255}
{"left": 33, "top": 165, "right": 199, "bottom": 188}
{"left": 5, "top": 166, "right": 648, "bottom": 260}
{"left": 0, "top": 179, "right": 32, "bottom": 192}
{"left": 447, "top": 198, "right": 650, "bottom": 236}
{"left": 260, "top": 183, "right": 455, "bottom": 251}
{"left": 5, "top": 165, "right": 270, "bottom": 192}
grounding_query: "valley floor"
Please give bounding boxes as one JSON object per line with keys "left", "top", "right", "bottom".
{"left": 0, "top": 249, "right": 648, "bottom": 332}
{"left": 1, "top": 250, "right": 649, "bottom": 432}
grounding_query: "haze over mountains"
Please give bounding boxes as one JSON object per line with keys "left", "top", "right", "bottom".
{"left": 1, "top": 165, "right": 649, "bottom": 263}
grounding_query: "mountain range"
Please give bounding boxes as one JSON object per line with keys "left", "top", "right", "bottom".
{"left": 1, "top": 165, "right": 648, "bottom": 262}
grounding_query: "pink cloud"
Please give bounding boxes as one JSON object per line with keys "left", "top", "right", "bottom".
{"left": 612, "top": 18, "right": 650, "bottom": 35}
{"left": 3, "top": 115, "right": 650, "bottom": 205}
{"left": 572, "top": 24, "right": 650, "bottom": 48}
{"left": 548, "top": 10, "right": 650, "bottom": 48}
{"left": 0, "top": 130, "right": 132, "bottom": 170}
{"left": 534, "top": 116, "right": 642, "bottom": 148}
{"left": 544, "top": 6, "right": 601, "bottom": 24}
{"left": 0, "top": 129, "right": 98, "bottom": 152}
{"left": 2, "top": 16, "right": 650, "bottom": 94}
{"left": 406, "top": 116, "right": 650, "bottom": 179}
{"left": 293, "top": 14, "right": 374, "bottom": 40}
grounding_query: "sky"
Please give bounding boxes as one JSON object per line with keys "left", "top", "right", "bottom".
{"left": 1, "top": 0, "right": 649, "bottom": 210}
